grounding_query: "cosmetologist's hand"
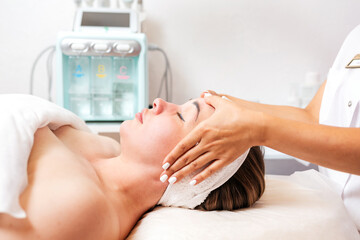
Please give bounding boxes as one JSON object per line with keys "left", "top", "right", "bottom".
{"left": 160, "top": 90, "right": 264, "bottom": 185}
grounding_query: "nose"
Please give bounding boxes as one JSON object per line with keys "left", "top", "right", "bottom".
{"left": 153, "top": 98, "right": 179, "bottom": 115}
{"left": 152, "top": 98, "right": 166, "bottom": 115}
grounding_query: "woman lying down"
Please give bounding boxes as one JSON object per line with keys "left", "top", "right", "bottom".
{"left": 0, "top": 95, "right": 265, "bottom": 240}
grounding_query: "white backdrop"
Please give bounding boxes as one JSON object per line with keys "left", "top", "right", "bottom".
{"left": 1, "top": 0, "right": 360, "bottom": 105}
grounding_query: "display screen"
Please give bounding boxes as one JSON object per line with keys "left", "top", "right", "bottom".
{"left": 81, "top": 12, "right": 130, "bottom": 27}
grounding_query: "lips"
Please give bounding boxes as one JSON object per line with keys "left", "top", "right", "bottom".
{"left": 136, "top": 109, "right": 146, "bottom": 124}
{"left": 135, "top": 112, "right": 143, "bottom": 124}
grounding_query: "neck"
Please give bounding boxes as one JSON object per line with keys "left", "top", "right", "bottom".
{"left": 92, "top": 155, "right": 167, "bottom": 238}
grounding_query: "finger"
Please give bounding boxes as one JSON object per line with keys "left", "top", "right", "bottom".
{"left": 200, "top": 91, "right": 208, "bottom": 98}
{"left": 221, "top": 96, "right": 232, "bottom": 101}
{"left": 203, "top": 95, "right": 223, "bottom": 108}
{"left": 207, "top": 90, "right": 219, "bottom": 96}
{"left": 222, "top": 94, "right": 237, "bottom": 102}
{"left": 200, "top": 90, "right": 219, "bottom": 98}
{"left": 162, "top": 141, "right": 209, "bottom": 179}
{"left": 190, "top": 159, "right": 228, "bottom": 185}
{"left": 165, "top": 152, "right": 215, "bottom": 184}
{"left": 162, "top": 125, "right": 204, "bottom": 167}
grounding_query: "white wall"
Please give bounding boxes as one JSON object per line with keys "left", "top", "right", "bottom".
{"left": 1, "top": 0, "right": 360, "bottom": 105}
{"left": 0, "top": 0, "right": 75, "bottom": 99}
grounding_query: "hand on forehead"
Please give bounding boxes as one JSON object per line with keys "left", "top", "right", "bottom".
{"left": 178, "top": 98, "right": 215, "bottom": 124}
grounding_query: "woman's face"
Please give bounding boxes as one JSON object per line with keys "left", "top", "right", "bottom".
{"left": 119, "top": 98, "right": 214, "bottom": 165}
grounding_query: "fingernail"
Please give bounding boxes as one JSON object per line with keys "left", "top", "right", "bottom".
{"left": 160, "top": 174, "right": 168, "bottom": 183}
{"left": 168, "top": 176, "right": 177, "bottom": 184}
{"left": 162, "top": 162, "right": 170, "bottom": 170}
{"left": 204, "top": 92, "right": 212, "bottom": 97}
{"left": 189, "top": 179, "right": 197, "bottom": 186}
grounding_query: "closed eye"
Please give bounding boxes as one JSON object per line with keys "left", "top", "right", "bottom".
{"left": 177, "top": 112, "right": 185, "bottom": 122}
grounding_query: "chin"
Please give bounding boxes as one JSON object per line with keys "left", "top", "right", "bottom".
{"left": 119, "top": 119, "right": 144, "bottom": 144}
{"left": 119, "top": 120, "right": 132, "bottom": 139}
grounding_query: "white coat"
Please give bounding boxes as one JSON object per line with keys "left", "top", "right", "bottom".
{"left": 319, "top": 24, "right": 360, "bottom": 231}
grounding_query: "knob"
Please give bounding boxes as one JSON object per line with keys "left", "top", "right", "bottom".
{"left": 70, "top": 43, "right": 87, "bottom": 51}
{"left": 115, "top": 43, "right": 132, "bottom": 52}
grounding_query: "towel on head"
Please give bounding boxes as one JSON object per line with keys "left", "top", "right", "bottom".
{"left": 158, "top": 149, "right": 250, "bottom": 209}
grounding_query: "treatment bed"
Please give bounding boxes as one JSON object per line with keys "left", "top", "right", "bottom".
{"left": 127, "top": 170, "right": 360, "bottom": 240}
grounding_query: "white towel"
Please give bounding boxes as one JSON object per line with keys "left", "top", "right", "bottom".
{"left": 0, "top": 94, "right": 90, "bottom": 218}
{"left": 158, "top": 149, "right": 250, "bottom": 209}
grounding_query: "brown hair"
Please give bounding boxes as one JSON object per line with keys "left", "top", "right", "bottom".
{"left": 195, "top": 146, "right": 265, "bottom": 211}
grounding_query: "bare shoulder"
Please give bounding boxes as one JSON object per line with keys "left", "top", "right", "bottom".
{"left": 0, "top": 127, "right": 120, "bottom": 240}
{"left": 28, "top": 180, "right": 119, "bottom": 240}
{"left": 0, "top": 178, "right": 119, "bottom": 240}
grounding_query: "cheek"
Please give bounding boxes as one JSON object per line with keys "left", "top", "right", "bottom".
{"left": 119, "top": 118, "right": 185, "bottom": 160}
{"left": 142, "top": 119, "right": 183, "bottom": 155}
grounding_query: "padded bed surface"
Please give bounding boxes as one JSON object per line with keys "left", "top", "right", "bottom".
{"left": 127, "top": 170, "right": 359, "bottom": 240}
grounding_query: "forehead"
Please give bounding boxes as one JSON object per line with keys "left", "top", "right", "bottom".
{"left": 180, "top": 98, "right": 214, "bottom": 123}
